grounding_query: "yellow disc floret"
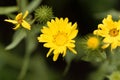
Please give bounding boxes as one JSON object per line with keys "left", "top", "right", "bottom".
{"left": 87, "top": 37, "right": 99, "bottom": 50}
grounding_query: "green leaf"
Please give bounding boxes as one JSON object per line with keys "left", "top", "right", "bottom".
{"left": 25, "top": 0, "right": 42, "bottom": 13}
{"left": 25, "top": 24, "right": 43, "bottom": 54}
{"left": 5, "top": 29, "right": 27, "bottom": 50}
{"left": 26, "top": 55, "right": 60, "bottom": 80}
{"left": 0, "top": 6, "right": 18, "bottom": 14}
{"left": 108, "top": 47, "right": 120, "bottom": 68}
{"left": 0, "top": 43, "right": 23, "bottom": 68}
{"left": 75, "top": 37, "right": 87, "bottom": 58}
{"left": 65, "top": 50, "right": 76, "bottom": 64}
{"left": 64, "top": 50, "right": 76, "bottom": 75}
{"left": 16, "top": 0, "right": 28, "bottom": 12}
{"left": 88, "top": 61, "right": 109, "bottom": 80}
{"left": 94, "top": 9, "right": 120, "bottom": 20}
{"left": 17, "top": 24, "right": 43, "bottom": 80}
{"left": 81, "top": 50, "right": 107, "bottom": 63}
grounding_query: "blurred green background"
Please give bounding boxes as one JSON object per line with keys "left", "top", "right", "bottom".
{"left": 0, "top": 0, "right": 120, "bottom": 80}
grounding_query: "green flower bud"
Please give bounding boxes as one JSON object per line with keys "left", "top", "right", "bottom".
{"left": 108, "top": 71, "right": 120, "bottom": 80}
{"left": 80, "top": 34, "right": 102, "bottom": 51}
{"left": 77, "top": 34, "right": 106, "bottom": 62}
{"left": 35, "top": 5, "right": 54, "bottom": 23}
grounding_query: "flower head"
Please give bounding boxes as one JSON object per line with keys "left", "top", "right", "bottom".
{"left": 37, "top": 17, "right": 78, "bottom": 61}
{"left": 5, "top": 11, "right": 31, "bottom": 30}
{"left": 80, "top": 35, "right": 101, "bottom": 51}
{"left": 87, "top": 36, "right": 100, "bottom": 50}
{"left": 93, "top": 15, "right": 120, "bottom": 50}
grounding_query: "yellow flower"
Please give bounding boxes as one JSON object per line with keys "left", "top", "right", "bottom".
{"left": 37, "top": 17, "right": 78, "bottom": 61}
{"left": 4, "top": 11, "right": 31, "bottom": 30}
{"left": 108, "top": 71, "right": 120, "bottom": 80}
{"left": 93, "top": 15, "right": 120, "bottom": 50}
{"left": 87, "top": 36, "right": 100, "bottom": 50}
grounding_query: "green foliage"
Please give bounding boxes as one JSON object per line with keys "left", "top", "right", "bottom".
{"left": 0, "top": 6, "right": 18, "bottom": 14}
{"left": 81, "top": 50, "right": 107, "bottom": 63}
{"left": 94, "top": 9, "right": 120, "bottom": 20}
{"left": 1, "top": 0, "right": 120, "bottom": 80}
{"left": 24, "top": 0, "right": 42, "bottom": 13}
{"left": 88, "top": 61, "right": 109, "bottom": 80}
{"left": 25, "top": 24, "right": 43, "bottom": 54}
{"left": 5, "top": 29, "right": 27, "bottom": 50}
{"left": 16, "top": 0, "right": 42, "bottom": 13}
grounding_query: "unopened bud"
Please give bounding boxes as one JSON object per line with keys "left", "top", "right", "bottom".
{"left": 35, "top": 5, "right": 53, "bottom": 23}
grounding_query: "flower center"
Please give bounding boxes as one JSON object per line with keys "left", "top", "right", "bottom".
{"left": 54, "top": 32, "right": 67, "bottom": 46}
{"left": 87, "top": 37, "right": 99, "bottom": 49}
{"left": 17, "top": 18, "right": 23, "bottom": 24}
{"left": 109, "top": 28, "right": 119, "bottom": 37}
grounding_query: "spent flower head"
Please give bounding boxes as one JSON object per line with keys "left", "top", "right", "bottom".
{"left": 5, "top": 10, "right": 31, "bottom": 30}
{"left": 37, "top": 17, "right": 78, "bottom": 61}
{"left": 35, "top": 5, "right": 53, "bottom": 23}
{"left": 93, "top": 15, "right": 120, "bottom": 50}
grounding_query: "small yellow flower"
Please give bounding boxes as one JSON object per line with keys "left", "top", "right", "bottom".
{"left": 87, "top": 36, "right": 100, "bottom": 50}
{"left": 37, "top": 17, "right": 78, "bottom": 61}
{"left": 93, "top": 15, "right": 120, "bottom": 50}
{"left": 5, "top": 11, "right": 31, "bottom": 30}
{"left": 108, "top": 71, "right": 120, "bottom": 80}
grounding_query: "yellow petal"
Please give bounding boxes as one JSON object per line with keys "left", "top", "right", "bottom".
{"left": 41, "top": 26, "right": 51, "bottom": 34}
{"left": 69, "top": 30, "right": 78, "bottom": 39}
{"left": 98, "top": 24, "right": 108, "bottom": 31}
{"left": 15, "top": 13, "right": 22, "bottom": 21}
{"left": 55, "top": 17, "right": 59, "bottom": 22}
{"left": 62, "top": 47, "right": 66, "bottom": 57}
{"left": 102, "top": 44, "right": 110, "bottom": 49}
{"left": 21, "top": 20, "right": 31, "bottom": 30}
{"left": 60, "top": 18, "right": 63, "bottom": 21}
{"left": 23, "top": 10, "right": 29, "bottom": 19}
{"left": 46, "top": 49, "right": 53, "bottom": 57}
{"left": 93, "top": 30, "right": 98, "bottom": 35}
{"left": 103, "top": 37, "right": 112, "bottom": 43}
{"left": 13, "top": 24, "right": 20, "bottom": 30}
{"left": 68, "top": 47, "right": 77, "bottom": 54}
{"left": 38, "top": 34, "right": 52, "bottom": 42}
{"left": 53, "top": 53, "right": 59, "bottom": 61}
{"left": 118, "top": 42, "right": 120, "bottom": 46}
{"left": 57, "top": 47, "right": 65, "bottom": 53}
{"left": 64, "top": 18, "right": 69, "bottom": 23}
{"left": 44, "top": 43, "right": 54, "bottom": 48}
{"left": 69, "top": 40, "right": 75, "bottom": 43}
{"left": 47, "top": 21, "right": 52, "bottom": 27}
{"left": 111, "top": 42, "right": 117, "bottom": 50}
{"left": 67, "top": 43, "right": 75, "bottom": 47}
{"left": 72, "top": 22, "right": 77, "bottom": 30}
{"left": 4, "top": 19, "right": 17, "bottom": 24}
{"left": 103, "top": 15, "right": 112, "bottom": 25}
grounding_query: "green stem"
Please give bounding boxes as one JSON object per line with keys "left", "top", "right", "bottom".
{"left": 63, "top": 62, "right": 71, "bottom": 76}
{"left": 31, "top": 18, "right": 37, "bottom": 25}
{"left": 17, "top": 52, "right": 31, "bottom": 80}
{"left": 16, "top": 0, "right": 28, "bottom": 12}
